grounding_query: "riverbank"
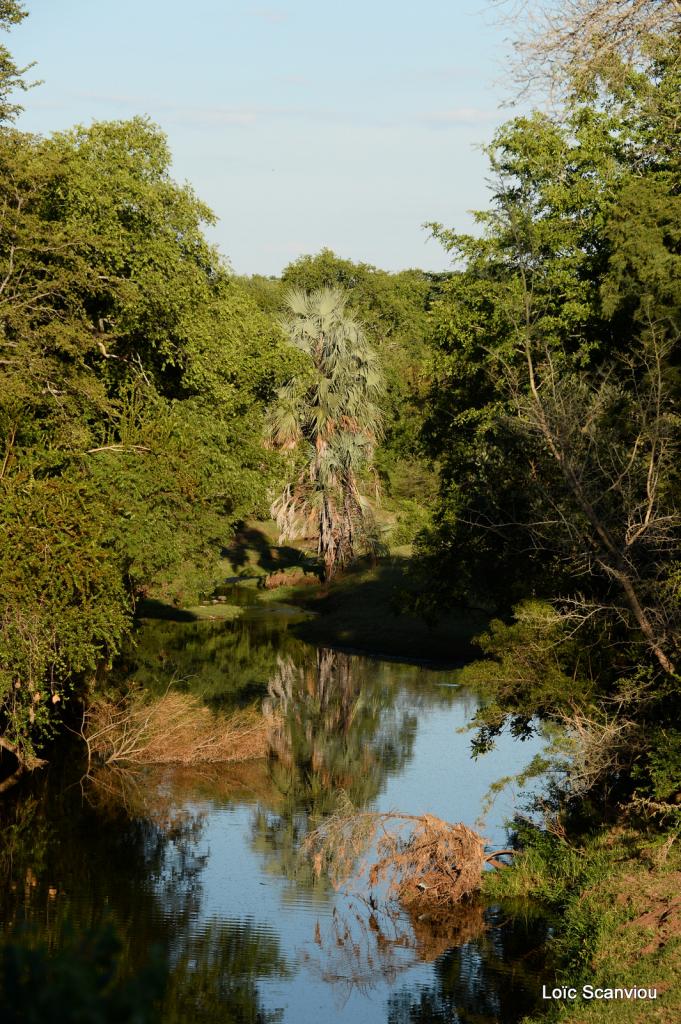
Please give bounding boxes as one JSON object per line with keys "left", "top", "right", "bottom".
{"left": 143, "top": 520, "right": 488, "bottom": 664}
{"left": 484, "top": 826, "right": 681, "bottom": 1022}
{"left": 252, "top": 559, "right": 487, "bottom": 663}
{"left": 140, "top": 525, "right": 681, "bottom": 1018}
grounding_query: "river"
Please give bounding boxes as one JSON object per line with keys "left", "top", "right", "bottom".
{"left": 0, "top": 605, "right": 553, "bottom": 1023}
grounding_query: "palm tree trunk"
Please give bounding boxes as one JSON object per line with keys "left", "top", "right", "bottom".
{"left": 319, "top": 494, "right": 337, "bottom": 581}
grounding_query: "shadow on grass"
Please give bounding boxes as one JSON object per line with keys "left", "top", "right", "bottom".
{"left": 223, "top": 524, "right": 319, "bottom": 576}
{"left": 286, "top": 556, "right": 489, "bottom": 665}
{"left": 135, "top": 598, "right": 198, "bottom": 622}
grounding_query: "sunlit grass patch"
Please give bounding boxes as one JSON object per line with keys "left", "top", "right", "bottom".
{"left": 484, "top": 827, "right": 681, "bottom": 1022}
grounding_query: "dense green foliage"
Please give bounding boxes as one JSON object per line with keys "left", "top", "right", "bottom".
{"left": 0, "top": 67, "right": 290, "bottom": 760}
{"left": 424, "top": 31, "right": 681, "bottom": 810}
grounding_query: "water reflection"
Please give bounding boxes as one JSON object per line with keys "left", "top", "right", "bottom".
{"left": 266, "top": 649, "right": 417, "bottom": 809}
{"left": 301, "top": 898, "right": 490, "bottom": 1002}
{"left": 0, "top": 768, "right": 288, "bottom": 1024}
{"left": 1, "top": 615, "right": 551, "bottom": 1023}
{"left": 386, "top": 904, "right": 551, "bottom": 1024}
{"left": 114, "top": 617, "right": 301, "bottom": 708}
{"left": 248, "top": 649, "right": 417, "bottom": 892}
{"left": 163, "top": 918, "right": 289, "bottom": 1024}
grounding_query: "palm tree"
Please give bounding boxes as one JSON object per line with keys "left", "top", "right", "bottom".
{"left": 269, "top": 286, "right": 384, "bottom": 581}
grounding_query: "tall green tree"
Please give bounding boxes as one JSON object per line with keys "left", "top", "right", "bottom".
{"left": 269, "top": 287, "right": 384, "bottom": 580}
{"left": 421, "top": 29, "right": 681, "bottom": 804}
{"left": 0, "top": 1, "right": 32, "bottom": 123}
{"left": 280, "top": 249, "right": 438, "bottom": 482}
{"left": 0, "top": 113, "right": 288, "bottom": 771}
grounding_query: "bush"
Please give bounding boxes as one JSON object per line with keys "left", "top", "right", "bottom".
{"left": 388, "top": 499, "right": 430, "bottom": 547}
{"left": 0, "top": 922, "right": 165, "bottom": 1024}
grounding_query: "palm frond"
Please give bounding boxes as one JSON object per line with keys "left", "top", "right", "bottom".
{"left": 269, "top": 285, "right": 386, "bottom": 577}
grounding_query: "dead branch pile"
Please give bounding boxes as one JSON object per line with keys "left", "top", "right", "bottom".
{"left": 82, "top": 689, "right": 271, "bottom": 768}
{"left": 302, "top": 798, "right": 508, "bottom": 911}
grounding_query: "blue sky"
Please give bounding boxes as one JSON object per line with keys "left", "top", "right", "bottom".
{"left": 11, "top": 1, "right": 518, "bottom": 275}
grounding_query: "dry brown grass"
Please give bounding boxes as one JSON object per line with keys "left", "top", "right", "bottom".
{"left": 82, "top": 689, "right": 271, "bottom": 769}
{"left": 264, "top": 570, "right": 319, "bottom": 589}
{"left": 302, "top": 796, "right": 507, "bottom": 912}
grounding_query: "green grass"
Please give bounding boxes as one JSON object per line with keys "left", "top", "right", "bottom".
{"left": 183, "top": 603, "right": 242, "bottom": 621}
{"left": 485, "top": 827, "right": 681, "bottom": 1022}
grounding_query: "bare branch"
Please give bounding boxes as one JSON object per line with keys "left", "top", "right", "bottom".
{"left": 493, "top": 0, "right": 679, "bottom": 100}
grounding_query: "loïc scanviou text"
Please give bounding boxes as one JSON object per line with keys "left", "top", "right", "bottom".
{"left": 542, "top": 985, "right": 658, "bottom": 1001}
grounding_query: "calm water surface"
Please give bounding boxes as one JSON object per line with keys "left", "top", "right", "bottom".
{"left": 0, "top": 611, "right": 552, "bottom": 1023}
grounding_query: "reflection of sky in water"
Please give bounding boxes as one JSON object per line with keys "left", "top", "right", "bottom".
{"left": 0, "top": 622, "right": 553, "bottom": 1024}
{"left": 166, "top": 658, "right": 546, "bottom": 1024}
{"left": 376, "top": 680, "right": 540, "bottom": 849}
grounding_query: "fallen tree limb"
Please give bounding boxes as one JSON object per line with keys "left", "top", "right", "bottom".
{"left": 301, "top": 798, "right": 514, "bottom": 911}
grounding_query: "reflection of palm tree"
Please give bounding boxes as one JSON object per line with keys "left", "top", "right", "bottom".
{"left": 265, "top": 649, "right": 393, "bottom": 814}
{"left": 254, "top": 649, "right": 417, "bottom": 888}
